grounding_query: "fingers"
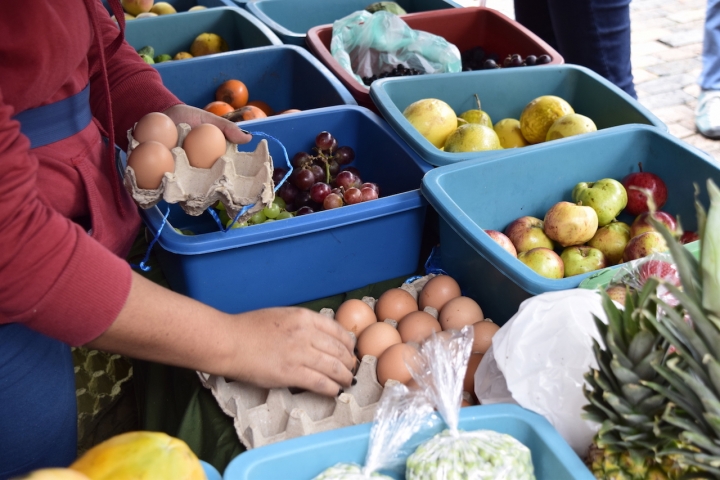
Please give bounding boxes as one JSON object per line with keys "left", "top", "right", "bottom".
{"left": 293, "top": 365, "right": 344, "bottom": 397}
{"left": 215, "top": 118, "right": 252, "bottom": 145}
{"left": 311, "top": 332, "right": 356, "bottom": 374}
{"left": 313, "top": 314, "right": 356, "bottom": 356}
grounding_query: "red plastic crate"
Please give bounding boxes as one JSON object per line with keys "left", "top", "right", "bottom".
{"left": 306, "top": 7, "right": 564, "bottom": 112}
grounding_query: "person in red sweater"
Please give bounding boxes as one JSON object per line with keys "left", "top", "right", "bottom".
{"left": 0, "top": 0, "right": 354, "bottom": 476}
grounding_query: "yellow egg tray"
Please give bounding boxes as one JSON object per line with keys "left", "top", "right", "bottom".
{"left": 123, "top": 123, "right": 274, "bottom": 222}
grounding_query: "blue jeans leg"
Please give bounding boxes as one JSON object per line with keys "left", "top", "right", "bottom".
{"left": 514, "top": 0, "right": 637, "bottom": 98}
{"left": 699, "top": 0, "right": 720, "bottom": 90}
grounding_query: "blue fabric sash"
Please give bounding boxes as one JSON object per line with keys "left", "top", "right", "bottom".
{"left": 13, "top": 84, "right": 92, "bottom": 149}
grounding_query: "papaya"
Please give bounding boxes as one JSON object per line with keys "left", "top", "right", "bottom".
{"left": 70, "top": 431, "right": 205, "bottom": 480}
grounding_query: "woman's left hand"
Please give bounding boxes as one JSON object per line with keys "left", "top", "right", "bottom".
{"left": 162, "top": 104, "right": 251, "bottom": 145}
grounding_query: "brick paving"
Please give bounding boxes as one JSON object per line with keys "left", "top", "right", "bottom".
{"left": 474, "top": 0, "right": 720, "bottom": 162}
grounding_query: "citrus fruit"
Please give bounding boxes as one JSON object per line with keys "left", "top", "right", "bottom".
{"left": 246, "top": 99, "right": 274, "bottom": 116}
{"left": 545, "top": 113, "right": 597, "bottom": 141}
{"left": 519, "top": 95, "right": 574, "bottom": 144}
{"left": 443, "top": 124, "right": 502, "bottom": 152}
{"left": 216, "top": 79, "right": 249, "bottom": 109}
{"left": 236, "top": 105, "right": 268, "bottom": 121}
{"left": 204, "top": 101, "right": 234, "bottom": 116}
{"left": 493, "top": 118, "right": 528, "bottom": 148}
{"left": 190, "top": 33, "right": 228, "bottom": 57}
{"left": 402, "top": 98, "right": 457, "bottom": 149}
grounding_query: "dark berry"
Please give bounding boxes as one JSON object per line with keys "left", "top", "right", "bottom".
{"left": 524, "top": 55, "right": 537, "bottom": 66}
{"left": 537, "top": 54, "right": 552, "bottom": 65}
{"left": 483, "top": 59, "right": 499, "bottom": 69}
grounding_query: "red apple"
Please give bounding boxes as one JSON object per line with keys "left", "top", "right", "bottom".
{"left": 485, "top": 230, "right": 518, "bottom": 257}
{"left": 629, "top": 211, "right": 677, "bottom": 238}
{"left": 622, "top": 166, "right": 668, "bottom": 216}
{"left": 623, "top": 231, "right": 669, "bottom": 262}
{"left": 504, "top": 216, "right": 554, "bottom": 253}
{"left": 560, "top": 246, "right": 608, "bottom": 277}
{"left": 517, "top": 247, "right": 564, "bottom": 279}
{"left": 606, "top": 285, "right": 629, "bottom": 304}
{"left": 681, "top": 231, "right": 699, "bottom": 244}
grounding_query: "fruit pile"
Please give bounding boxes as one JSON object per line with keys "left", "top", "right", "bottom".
{"left": 115, "top": 0, "right": 207, "bottom": 21}
{"left": 135, "top": 32, "right": 228, "bottom": 64}
{"left": 203, "top": 79, "right": 301, "bottom": 121}
{"left": 361, "top": 64, "right": 426, "bottom": 86}
{"left": 485, "top": 167, "right": 697, "bottom": 279}
{"left": 460, "top": 46, "right": 552, "bottom": 71}
{"left": 403, "top": 94, "right": 597, "bottom": 153}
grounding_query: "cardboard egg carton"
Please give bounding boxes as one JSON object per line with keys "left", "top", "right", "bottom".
{"left": 197, "top": 275, "right": 445, "bottom": 450}
{"left": 123, "top": 123, "right": 274, "bottom": 222}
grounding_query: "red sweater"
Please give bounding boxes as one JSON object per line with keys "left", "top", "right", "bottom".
{"left": 0, "top": 0, "right": 181, "bottom": 345}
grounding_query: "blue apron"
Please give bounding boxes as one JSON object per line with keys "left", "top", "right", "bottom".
{"left": 0, "top": 86, "right": 92, "bottom": 478}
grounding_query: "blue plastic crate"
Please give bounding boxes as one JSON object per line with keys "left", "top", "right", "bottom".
{"left": 244, "top": 0, "right": 459, "bottom": 47}
{"left": 223, "top": 404, "right": 592, "bottom": 479}
{"left": 123, "top": 6, "right": 281, "bottom": 60}
{"left": 420, "top": 124, "right": 720, "bottom": 326}
{"left": 154, "top": 45, "right": 357, "bottom": 113}
{"left": 201, "top": 460, "right": 222, "bottom": 480}
{"left": 370, "top": 64, "right": 666, "bottom": 168}
{"left": 138, "top": 106, "right": 431, "bottom": 313}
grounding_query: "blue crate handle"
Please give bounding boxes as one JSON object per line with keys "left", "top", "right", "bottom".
{"left": 404, "top": 245, "right": 447, "bottom": 284}
{"left": 131, "top": 130, "right": 292, "bottom": 272}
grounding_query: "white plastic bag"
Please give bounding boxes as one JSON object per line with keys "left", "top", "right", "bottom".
{"left": 474, "top": 289, "right": 609, "bottom": 456}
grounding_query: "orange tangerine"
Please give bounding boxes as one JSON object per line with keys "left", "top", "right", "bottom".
{"left": 216, "top": 79, "right": 249, "bottom": 109}
{"left": 204, "top": 101, "right": 234, "bottom": 116}
{"left": 246, "top": 100, "right": 274, "bottom": 116}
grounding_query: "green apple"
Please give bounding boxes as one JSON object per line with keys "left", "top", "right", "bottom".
{"left": 517, "top": 247, "right": 564, "bottom": 279}
{"left": 560, "top": 246, "right": 607, "bottom": 277}
{"left": 572, "top": 178, "right": 627, "bottom": 226}
{"left": 543, "top": 201, "right": 598, "bottom": 247}
{"left": 587, "top": 221, "right": 631, "bottom": 265}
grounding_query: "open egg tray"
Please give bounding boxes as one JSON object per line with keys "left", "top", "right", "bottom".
{"left": 123, "top": 123, "right": 274, "bottom": 222}
{"left": 197, "top": 274, "right": 442, "bottom": 450}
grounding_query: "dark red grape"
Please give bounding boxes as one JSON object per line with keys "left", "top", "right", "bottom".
{"left": 331, "top": 187, "right": 344, "bottom": 197}
{"left": 309, "top": 164, "right": 325, "bottom": 183}
{"left": 292, "top": 168, "right": 315, "bottom": 191}
{"left": 294, "top": 190, "right": 314, "bottom": 208}
{"left": 310, "top": 182, "right": 332, "bottom": 203}
{"left": 292, "top": 151, "right": 312, "bottom": 168}
{"left": 335, "top": 170, "right": 357, "bottom": 190}
{"left": 272, "top": 167, "right": 287, "bottom": 184}
{"left": 360, "top": 182, "right": 380, "bottom": 195}
{"left": 483, "top": 59, "right": 499, "bottom": 69}
{"left": 334, "top": 146, "right": 355, "bottom": 166}
{"left": 524, "top": 55, "right": 537, "bottom": 66}
{"left": 296, "top": 206, "right": 314, "bottom": 216}
{"left": 285, "top": 202, "right": 298, "bottom": 213}
{"left": 361, "top": 186, "right": 379, "bottom": 202}
{"left": 322, "top": 137, "right": 338, "bottom": 155}
{"left": 315, "top": 131, "right": 334, "bottom": 151}
{"left": 328, "top": 159, "right": 340, "bottom": 177}
{"left": 278, "top": 182, "right": 299, "bottom": 204}
{"left": 323, "top": 193, "right": 344, "bottom": 210}
{"left": 537, "top": 54, "right": 552, "bottom": 65}
{"left": 343, "top": 187, "right": 363, "bottom": 205}
{"left": 509, "top": 54, "right": 523, "bottom": 67}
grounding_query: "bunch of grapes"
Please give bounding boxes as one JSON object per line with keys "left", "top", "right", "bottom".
{"left": 214, "top": 195, "right": 294, "bottom": 230}
{"left": 362, "top": 64, "right": 425, "bottom": 86}
{"left": 461, "top": 46, "right": 552, "bottom": 71}
{"left": 274, "top": 131, "right": 380, "bottom": 216}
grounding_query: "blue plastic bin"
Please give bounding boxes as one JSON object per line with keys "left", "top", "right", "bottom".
{"left": 370, "top": 64, "right": 666, "bottom": 168}
{"left": 138, "top": 106, "right": 431, "bottom": 313}
{"left": 102, "top": 0, "right": 233, "bottom": 15}
{"left": 223, "top": 404, "right": 592, "bottom": 479}
{"left": 421, "top": 124, "right": 720, "bottom": 326}
{"left": 201, "top": 460, "right": 222, "bottom": 480}
{"left": 123, "top": 6, "right": 282, "bottom": 60}
{"left": 154, "top": 45, "right": 357, "bottom": 113}
{"left": 244, "top": 0, "right": 459, "bottom": 47}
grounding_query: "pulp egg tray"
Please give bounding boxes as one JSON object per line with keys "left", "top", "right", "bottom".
{"left": 122, "top": 123, "right": 274, "bottom": 222}
{"left": 197, "top": 275, "right": 439, "bottom": 450}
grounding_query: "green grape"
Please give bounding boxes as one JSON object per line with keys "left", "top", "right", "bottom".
{"left": 215, "top": 200, "right": 226, "bottom": 211}
{"left": 225, "top": 218, "right": 248, "bottom": 229}
{"left": 263, "top": 203, "right": 281, "bottom": 219}
{"left": 218, "top": 209, "right": 230, "bottom": 226}
{"left": 272, "top": 196, "right": 286, "bottom": 210}
{"left": 264, "top": 218, "right": 276, "bottom": 223}
{"left": 249, "top": 211, "right": 267, "bottom": 224}
{"left": 276, "top": 211, "right": 294, "bottom": 220}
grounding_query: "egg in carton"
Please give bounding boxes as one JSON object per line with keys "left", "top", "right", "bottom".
{"left": 122, "top": 122, "right": 274, "bottom": 222}
{"left": 196, "top": 275, "right": 448, "bottom": 450}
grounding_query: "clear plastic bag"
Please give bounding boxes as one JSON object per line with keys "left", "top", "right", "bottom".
{"left": 608, "top": 251, "right": 681, "bottom": 306}
{"left": 330, "top": 10, "right": 461, "bottom": 85}
{"left": 405, "top": 327, "right": 536, "bottom": 480}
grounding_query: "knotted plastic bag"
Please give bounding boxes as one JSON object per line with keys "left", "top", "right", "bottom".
{"left": 474, "top": 289, "right": 609, "bottom": 456}
{"left": 330, "top": 10, "right": 461, "bottom": 85}
{"left": 405, "top": 327, "right": 535, "bottom": 479}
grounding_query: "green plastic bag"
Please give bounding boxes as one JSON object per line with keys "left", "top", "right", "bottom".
{"left": 330, "top": 10, "right": 461, "bottom": 85}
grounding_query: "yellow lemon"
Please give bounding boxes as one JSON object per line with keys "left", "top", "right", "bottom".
{"left": 444, "top": 124, "right": 502, "bottom": 152}
{"left": 519, "top": 95, "right": 574, "bottom": 144}
{"left": 493, "top": 118, "right": 529, "bottom": 148}
{"left": 546, "top": 113, "right": 597, "bottom": 141}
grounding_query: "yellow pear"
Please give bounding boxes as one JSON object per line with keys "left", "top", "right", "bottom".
{"left": 150, "top": 2, "right": 177, "bottom": 14}
{"left": 190, "top": 33, "right": 229, "bottom": 57}
{"left": 444, "top": 124, "right": 502, "bottom": 153}
{"left": 493, "top": 118, "right": 528, "bottom": 148}
{"left": 174, "top": 51, "right": 193, "bottom": 60}
{"left": 458, "top": 94, "right": 492, "bottom": 128}
{"left": 546, "top": 113, "right": 597, "bottom": 141}
{"left": 519, "top": 95, "right": 574, "bottom": 144}
{"left": 403, "top": 98, "right": 457, "bottom": 149}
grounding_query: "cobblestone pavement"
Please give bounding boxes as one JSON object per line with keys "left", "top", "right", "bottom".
{"left": 478, "top": 0, "right": 720, "bottom": 162}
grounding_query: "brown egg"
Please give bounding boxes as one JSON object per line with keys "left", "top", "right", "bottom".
{"left": 463, "top": 353, "right": 484, "bottom": 393}
{"left": 472, "top": 321, "right": 500, "bottom": 354}
{"left": 397, "top": 311, "right": 441, "bottom": 344}
{"left": 376, "top": 343, "right": 417, "bottom": 386}
{"left": 127, "top": 140, "right": 175, "bottom": 190}
{"left": 439, "top": 296, "right": 484, "bottom": 331}
{"left": 375, "top": 288, "right": 418, "bottom": 322}
{"left": 182, "top": 123, "right": 227, "bottom": 169}
{"left": 357, "top": 322, "right": 401, "bottom": 359}
{"left": 132, "top": 112, "right": 179, "bottom": 150}
{"left": 335, "top": 299, "right": 377, "bottom": 337}
{"left": 419, "top": 275, "right": 462, "bottom": 311}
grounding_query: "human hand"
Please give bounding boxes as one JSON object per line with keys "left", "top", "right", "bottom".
{"left": 227, "top": 307, "right": 356, "bottom": 397}
{"left": 163, "top": 104, "right": 251, "bottom": 145}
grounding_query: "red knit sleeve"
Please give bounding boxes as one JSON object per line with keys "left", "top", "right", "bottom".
{"left": 0, "top": 90, "right": 133, "bottom": 346}
{"left": 89, "top": 10, "right": 182, "bottom": 151}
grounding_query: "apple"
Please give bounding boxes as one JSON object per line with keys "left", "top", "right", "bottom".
{"left": 517, "top": 247, "right": 564, "bottom": 279}
{"left": 606, "top": 285, "right": 629, "bottom": 305}
{"left": 629, "top": 211, "right": 677, "bottom": 238}
{"left": 622, "top": 231, "right": 669, "bottom": 262}
{"left": 504, "top": 216, "right": 555, "bottom": 253}
{"left": 485, "top": 230, "right": 517, "bottom": 257}
{"left": 681, "top": 231, "right": 699, "bottom": 244}
{"left": 543, "top": 201, "right": 599, "bottom": 247}
{"left": 587, "top": 221, "right": 631, "bottom": 265}
{"left": 560, "top": 246, "right": 608, "bottom": 277}
{"left": 622, "top": 166, "right": 668, "bottom": 215}
{"left": 572, "top": 178, "right": 628, "bottom": 226}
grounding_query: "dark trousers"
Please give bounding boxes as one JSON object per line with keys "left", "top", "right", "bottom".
{"left": 514, "top": 0, "right": 637, "bottom": 98}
